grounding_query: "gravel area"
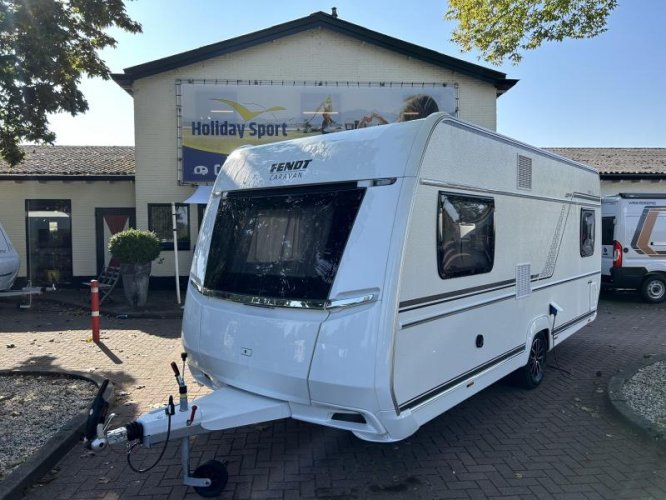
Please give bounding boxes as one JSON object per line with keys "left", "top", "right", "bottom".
{"left": 0, "top": 374, "right": 98, "bottom": 481}
{"left": 622, "top": 360, "right": 666, "bottom": 431}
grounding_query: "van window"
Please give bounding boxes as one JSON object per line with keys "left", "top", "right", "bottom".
{"left": 580, "top": 209, "right": 596, "bottom": 257}
{"left": 204, "top": 183, "right": 365, "bottom": 304}
{"left": 438, "top": 193, "right": 495, "bottom": 279}
{"left": 602, "top": 216, "right": 615, "bottom": 246}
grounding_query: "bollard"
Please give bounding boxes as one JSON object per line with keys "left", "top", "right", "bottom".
{"left": 91, "top": 279, "right": 100, "bottom": 343}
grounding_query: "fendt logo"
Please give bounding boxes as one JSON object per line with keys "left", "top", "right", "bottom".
{"left": 269, "top": 159, "right": 313, "bottom": 181}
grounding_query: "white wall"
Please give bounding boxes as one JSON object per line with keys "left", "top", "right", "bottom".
{"left": 601, "top": 179, "right": 666, "bottom": 197}
{"left": 133, "top": 28, "right": 500, "bottom": 277}
{"left": 0, "top": 180, "right": 135, "bottom": 278}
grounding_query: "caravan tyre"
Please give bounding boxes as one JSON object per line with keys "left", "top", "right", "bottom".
{"left": 640, "top": 275, "right": 666, "bottom": 303}
{"left": 517, "top": 332, "right": 547, "bottom": 389}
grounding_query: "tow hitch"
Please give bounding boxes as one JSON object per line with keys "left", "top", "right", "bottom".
{"left": 84, "top": 353, "right": 230, "bottom": 497}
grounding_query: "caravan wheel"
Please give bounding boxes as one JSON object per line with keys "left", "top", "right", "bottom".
{"left": 193, "top": 460, "right": 228, "bottom": 497}
{"left": 640, "top": 275, "right": 666, "bottom": 303}
{"left": 517, "top": 332, "right": 547, "bottom": 389}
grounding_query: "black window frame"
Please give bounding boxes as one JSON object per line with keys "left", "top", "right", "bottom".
{"left": 148, "top": 203, "right": 191, "bottom": 251}
{"left": 580, "top": 208, "right": 596, "bottom": 257}
{"left": 437, "top": 192, "right": 495, "bottom": 279}
{"left": 203, "top": 182, "right": 366, "bottom": 305}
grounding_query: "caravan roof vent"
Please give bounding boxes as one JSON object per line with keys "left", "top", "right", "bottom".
{"left": 517, "top": 155, "right": 533, "bottom": 190}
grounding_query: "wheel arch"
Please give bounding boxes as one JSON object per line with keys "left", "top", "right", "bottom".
{"left": 527, "top": 315, "right": 552, "bottom": 356}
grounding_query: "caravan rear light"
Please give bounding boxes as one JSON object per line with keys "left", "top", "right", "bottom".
{"left": 613, "top": 240, "right": 623, "bottom": 268}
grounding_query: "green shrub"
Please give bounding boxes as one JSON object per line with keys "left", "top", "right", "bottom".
{"left": 108, "top": 229, "right": 161, "bottom": 264}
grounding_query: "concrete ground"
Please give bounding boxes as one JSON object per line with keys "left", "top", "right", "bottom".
{"left": 0, "top": 289, "right": 665, "bottom": 499}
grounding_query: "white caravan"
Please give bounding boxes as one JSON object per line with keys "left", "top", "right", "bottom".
{"left": 601, "top": 193, "right": 666, "bottom": 302}
{"left": 89, "top": 114, "right": 600, "bottom": 496}
{"left": 0, "top": 222, "right": 19, "bottom": 291}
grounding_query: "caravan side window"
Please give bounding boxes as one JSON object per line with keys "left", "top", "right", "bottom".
{"left": 437, "top": 193, "right": 495, "bottom": 279}
{"left": 580, "top": 208, "right": 596, "bottom": 257}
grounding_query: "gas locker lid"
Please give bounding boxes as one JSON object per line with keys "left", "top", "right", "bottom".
{"left": 194, "top": 181, "right": 368, "bottom": 403}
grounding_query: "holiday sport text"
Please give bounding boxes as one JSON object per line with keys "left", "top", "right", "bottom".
{"left": 191, "top": 120, "right": 288, "bottom": 140}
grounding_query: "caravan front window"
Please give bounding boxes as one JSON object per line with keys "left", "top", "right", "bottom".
{"left": 204, "top": 183, "right": 365, "bottom": 305}
{"left": 437, "top": 193, "right": 495, "bottom": 279}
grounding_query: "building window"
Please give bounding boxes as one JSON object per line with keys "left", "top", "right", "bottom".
{"left": 580, "top": 208, "right": 596, "bottom": 257}
{"left": 438, "top": 192, "right": 495, "bottom": 279}
{"left": 148, "top": 204, "right": 190, "bottom": 250}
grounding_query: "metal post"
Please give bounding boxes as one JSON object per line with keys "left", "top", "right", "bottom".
{"left": 91, "top": 279, "right": 100, "bottom": 343}
{"left": 171, "top": 202, "right": 181, "bottom": 305}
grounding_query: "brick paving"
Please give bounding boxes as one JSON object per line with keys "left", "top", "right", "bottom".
{"left": 1, "top": 291, "right": 665, "bottom": 499}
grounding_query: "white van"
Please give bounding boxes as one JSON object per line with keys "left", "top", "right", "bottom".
{"left": 601, "top": 193, "right": 666, "bottom": 302}
{"left": 0, "top": 222, "right": 19, "bottom": 291}
{"left": 91, "top": 114, "right": 601, "bottom": 496}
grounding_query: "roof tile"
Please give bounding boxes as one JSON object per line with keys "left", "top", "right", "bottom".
{"left": 546, "top": 148, "right": 666, "bottom": 175}
{"left": 0, "top": 146, "right": 134, "bottom": 177}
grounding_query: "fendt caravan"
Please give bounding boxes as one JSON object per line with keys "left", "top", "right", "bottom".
{"left": 601, "top": 193, "right": 666, "bottom": 302}
{"left": 87, "top": 114, "right": 600, "bottom": 496}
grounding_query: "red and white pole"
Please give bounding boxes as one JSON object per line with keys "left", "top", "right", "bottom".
{"left": 91, "top": 279, "right": 100, "bottom": 343}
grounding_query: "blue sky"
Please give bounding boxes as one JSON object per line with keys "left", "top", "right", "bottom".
{"left": 48, "top": 0, "right": 666, "bottom": 147}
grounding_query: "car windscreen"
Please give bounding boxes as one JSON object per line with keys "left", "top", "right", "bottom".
{"left": 204, "top": 183, "right": 366, "bottom": 305}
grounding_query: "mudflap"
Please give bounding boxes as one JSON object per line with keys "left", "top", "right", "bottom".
{"left": 138, "top": 386, "right": 292, "bottom": 447}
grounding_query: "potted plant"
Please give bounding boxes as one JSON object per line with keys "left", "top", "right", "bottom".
{"left": 108, "top": 229, "right": 161, "bottom": 308}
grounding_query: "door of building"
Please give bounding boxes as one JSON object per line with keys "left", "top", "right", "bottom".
{"left": 26, "top": 199, "right": 73, "bottom": 286}
{"left": 95, "top": 208, "right": 136, "bottom": 275}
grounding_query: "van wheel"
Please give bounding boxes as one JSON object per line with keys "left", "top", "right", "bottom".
{"left": 517, "top": 332, "right": 547, "bottom": 389}
{"left": 640, "top": 275, "right": 666, "bottom": 303}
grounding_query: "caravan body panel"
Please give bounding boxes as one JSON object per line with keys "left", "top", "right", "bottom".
{"left": 394, "top": 120, "right": 600, "bottom": 410}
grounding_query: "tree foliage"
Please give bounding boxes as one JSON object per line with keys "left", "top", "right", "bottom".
{"left": 0, "top": 0, "right": 141, "bottom": 166}
{"left": 445, "top": 0, "right": 618, "bottom": 65}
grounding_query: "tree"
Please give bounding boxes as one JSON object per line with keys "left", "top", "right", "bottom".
{"left": 445, "top": 0, "right": 618, "bottom": 65}
{"left": 0, "top": 0, "right": 141, "bottom": 166}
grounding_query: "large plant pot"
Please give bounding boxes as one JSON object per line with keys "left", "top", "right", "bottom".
{"left": 120, "top": 262, "right": 151, "bottom": 308}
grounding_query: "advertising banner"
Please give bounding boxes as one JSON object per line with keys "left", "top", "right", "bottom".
{"left": 179, "top": 81, "right": 457, "bottom": 184}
